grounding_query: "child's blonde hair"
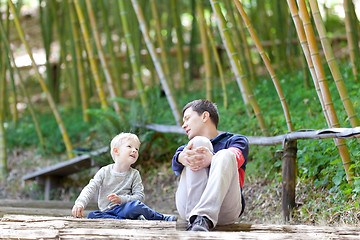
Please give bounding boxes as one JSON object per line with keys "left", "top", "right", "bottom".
{"left": 110, "top": 133, "right": 140, "bottom": 159}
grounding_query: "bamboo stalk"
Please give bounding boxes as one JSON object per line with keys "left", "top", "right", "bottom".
{"left": 211, "top": 0, "right": 251, "bottom": 111}
{"left": 68, "top": 0, "right": 89, "bottom": 122}
{"left": 8, "top": 0, "right": 74, "bottom": 159}
{"left": 196, "top": 1, "right": 213, "bottom": 101}
{"left": 112, "top": 0, "right": 128, "bottom": 91}
{"left": 343, "top": 0, "right": 359, "bottom": 83}
{"left": 150, "top": 0, "right": 171, "bottom": 84}
{"left": 170, "top": 0, "right": 185, "bottom": 89}
{"left": 287, "top": 0, "right": 329, "bottom": 124}
{"left": 85, "top": 0, "right": 122, "bottom": 116}
{"left": 348, "top": 0, "right": 360, "bottom": 70}
{"left": 210, "top": 0, "right": 268, "bottom": 136}
{"left": 50, "top": 0, "right": 80, "bottom": 107}
{"left": 0, "top": 117, "right": 6, "bottom": 179}
{"left": 297, "top": 0, "right": 353, "bottom": 183}
{"left": 224, "top": 0, "right": 247, "bottom": 79}
{"left": 3, "top": 3, "right": 18, "bottom": 124}
{"left": 118, "top": 0, "right": 147, "bottom": 109}
{"left": 0, "top": 30, "right": 7, "bottom": 179}
{"left": 0, "top": 45, "right": 5, "bottom": 123}
{"left": 0, "top": 21, "right": 46, "bottom": 151}
{"left": 309, "top": 0, "right": 360, "bottom": 128}
{"left": 274, "top": 1, "right": 290, "bottom": 71}
{"left": 99, "top": 0, "right": 123, "bottom": 97}
{"left": 187, "top": 1, "right": 198, "bottom": 82}
{"left": 130, "top": 0, "right": 182, "bottom": 126}
{"left": 205, "top": 18, "right": 228, "bottom": 108}
{"left": 234, "top": 5, "right": 256, "bottom": 83}
{"left": 199, "top": 1, "right": 228, "bottom": 108}
{"left": 73, "top": 0, "right": 108, "bottom": 109}
{"left": 234, "top": 0, "right": 293, "bottom": 133}
{"left": 39, "top": 0, "right": 57, "bottom": 102}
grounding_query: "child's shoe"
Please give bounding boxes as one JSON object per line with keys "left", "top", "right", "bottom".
{"left": 162, "top": 215, "right": 177, "bottom": 221}
{"left": 137, "top": 215, "right": 146, "bottom": 220}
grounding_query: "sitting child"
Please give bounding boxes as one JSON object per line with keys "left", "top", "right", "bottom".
{"left": 72, "top": 132, "right": 177, "bottom": 221}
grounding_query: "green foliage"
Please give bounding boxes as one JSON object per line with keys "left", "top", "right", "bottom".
{"left": 5, "top": 107, "right": 97, "bottom": 154}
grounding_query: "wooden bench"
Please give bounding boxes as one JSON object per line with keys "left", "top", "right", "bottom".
{"left": 23, "top": 147, "right": 108, "bottom": 200}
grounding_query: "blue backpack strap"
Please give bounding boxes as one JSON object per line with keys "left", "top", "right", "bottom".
{"left": 240, "top": 187, "right": 245, "bottom": 216}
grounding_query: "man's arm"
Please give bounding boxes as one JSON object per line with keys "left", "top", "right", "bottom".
{"left": 172, "top": 145, "right": 186, "bottom": 175}
{"left": 227, "top": 135, "right": 249, "bottom": 188}
{"left": 227, "top": 135, "right": 249, "bottom": 165}
{"left": 174, "top": 142, "right": 214, "bottom": 172}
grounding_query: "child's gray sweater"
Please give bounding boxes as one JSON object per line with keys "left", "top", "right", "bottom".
{"left": 75, "top": 164, "right": 144, "bottom": 211}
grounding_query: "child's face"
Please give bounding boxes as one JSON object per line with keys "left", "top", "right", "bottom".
{"left": 115, "top": 138, "right": 140, "bottom": 165}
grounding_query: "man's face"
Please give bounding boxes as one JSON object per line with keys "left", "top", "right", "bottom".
{"left": 182, "top": 107, "right": 204, "bottom": 139}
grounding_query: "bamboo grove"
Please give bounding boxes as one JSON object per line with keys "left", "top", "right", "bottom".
{"left": 0, "top": 0, "right": 359, "bottom": 181}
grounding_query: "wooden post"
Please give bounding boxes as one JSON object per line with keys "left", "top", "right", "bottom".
{"left": 44, "top": 176, "right": 51, "bottom": 201}
{"left": 43, "top": 176, "right": 59, "bottom": 201}
{"left": 282, "top": 139, "right": 297, "bottom": 222}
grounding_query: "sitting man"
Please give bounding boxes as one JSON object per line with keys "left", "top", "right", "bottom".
{"left": 172, "top": 99, "right": 249, "bottom": 231}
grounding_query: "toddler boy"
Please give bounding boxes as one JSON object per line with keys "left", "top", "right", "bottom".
{"left": 72, "top": 132, "right": 177, "bottom": 221}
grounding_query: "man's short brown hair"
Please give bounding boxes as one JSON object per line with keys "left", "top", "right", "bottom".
{"left": 182, "top": 99, "right": 219, "bottom": 128}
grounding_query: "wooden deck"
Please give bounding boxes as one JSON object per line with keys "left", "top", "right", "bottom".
{"left": 2, "top": 214, "right": 360, "bottom": 239}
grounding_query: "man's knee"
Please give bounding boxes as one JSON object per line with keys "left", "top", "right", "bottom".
{"left": 189, "top": 136, "right": 213, "bottom": 151}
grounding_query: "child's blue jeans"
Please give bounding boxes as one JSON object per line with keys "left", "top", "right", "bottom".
{"left": 87, "top": 200, "right": 164, "bottom": 220}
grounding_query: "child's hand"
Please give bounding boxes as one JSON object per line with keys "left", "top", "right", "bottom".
{"left": 72, "top": 204, "right": 84, "bottom": 218}
{"left": 107, "top": 193, "right": 121, "bottom": 204}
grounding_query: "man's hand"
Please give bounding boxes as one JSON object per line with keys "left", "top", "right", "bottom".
{"left": 107, "top": 193, "right": 121, "bottom": 204}
{"left": 72, "top": 204, "right": 84, "bottom": 218}
{"left": 178, "top": 142, "right": 213, "bottom": 171}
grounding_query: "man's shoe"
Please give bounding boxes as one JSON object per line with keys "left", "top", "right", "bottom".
{"left": 186, "top": 222, "right": 193, "bottom": 231}
{"left": 191, "top": 216, "right": 213, "bottom": 232}
{"left": 162, "top": 215, "right": 177, "bottom": 221}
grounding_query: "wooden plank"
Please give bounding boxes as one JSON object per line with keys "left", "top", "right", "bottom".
{"left": 1, "top": 228, "right": 356, "bottom": 240}
{"left": 3, "top": 215, "right": 360, "bottom": 235}
{"left": 0, "top": 199, "right": 97, "bottom": 209}
{"left": 58, "top": 228, "right": 356, "bottom": 240}
{"left": 0, "top": 229, "right": 59, "bottom": 240}
{"left": 22, "top": 146, "right": 108, "bottom": 180}
{"left": 1, "top": 215, "right": 360, "bottom": 239}
{"left": 0, "top": 207, "right": 95, "bottom": 218}
{"left": 178, "top": 221, "right": 360, "bottom": 235}
{"left": 1, "top": 215, "right": 176, "bottom": 230}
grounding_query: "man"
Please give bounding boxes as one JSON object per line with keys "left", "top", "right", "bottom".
{"left": 172, "top": 99, "right": 249, "bottom": 231}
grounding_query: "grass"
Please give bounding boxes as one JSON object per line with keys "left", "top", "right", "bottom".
{"left": 2, "top": 63, "right": 360, "bottom": 224}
